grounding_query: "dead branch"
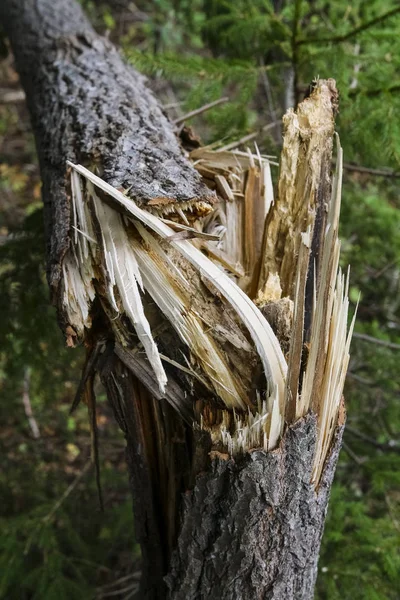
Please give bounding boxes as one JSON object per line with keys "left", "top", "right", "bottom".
{"left": 174, "top": 96, "right": 229, "bottom": 125}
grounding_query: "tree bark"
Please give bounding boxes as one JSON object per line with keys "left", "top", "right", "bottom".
{"left": 0, "top": 0, "right": 213, "bottom": 297}
{"left": 166, "top": 414, "right": 345, "bottom": 600}
{"left": 1, "top": 2, "right": 347, "bottom": 599}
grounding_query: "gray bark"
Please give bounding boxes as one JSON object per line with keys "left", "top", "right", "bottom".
{"left": 0, "top": 0, "right": 214, "bottom": 297}
{"left": 166, "top": 414, "right": 344, "bottom": 600}
{"left": 1, "top": 2, "right": 344, "bottom": 599}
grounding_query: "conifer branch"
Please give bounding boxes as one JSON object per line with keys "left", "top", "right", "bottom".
{"left": 342, "top": 163, "right": 400, "bottom": 179}
{"left": 174, "top": 96, "right": 229, "bottom": 124}
{"left": 345, "top": 425, "right": 400, "bottom": 453}
{"left": 349, "top": 82, "right": 400, "bottom": 98}
{"left": 353, "top": 332, "right": 400, "bottom": 350}
{"left": 297, "top": 6, "right": 400, "bottom": 46}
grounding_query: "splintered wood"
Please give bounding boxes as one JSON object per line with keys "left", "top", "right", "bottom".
{"left": 63, "top": 79, "right": 354, "bottom": 483}
{"left": 64, "top": 162, "right": 287, "bottom": 445}
{"left": 190, "top": 147, "right": 273, "bottom": 293}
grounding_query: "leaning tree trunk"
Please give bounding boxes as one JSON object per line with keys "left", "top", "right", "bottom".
{"left": 1, "top": 1, "right": 354, "bottom": 599}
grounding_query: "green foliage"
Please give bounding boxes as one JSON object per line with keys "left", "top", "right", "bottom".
{"left": 0, "top": 214, "right": 138, "bottom": 597}
{"left": 128, "top": 49, "right": 261, "bottom": 140}
{"left": 317, "top": 482, "right": 400, "bottom": 600}
{"left": 0, "top": 445, "right": 137, "bottom": 599}
{"left": 340, "top": 181, "right": 400, "bottom": 323}
{"left": 202, "top": 0, "right": 292, "bottom": 58}
{"left": 0, "top": 209, "right": 80, "bottom": 418}
{"left": 122, "top": 1, "right": 400, "bottom": 167}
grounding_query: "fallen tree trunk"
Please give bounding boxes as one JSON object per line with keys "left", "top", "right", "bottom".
{"left": 1, "top": 2, "right": 354, "bottom": 599}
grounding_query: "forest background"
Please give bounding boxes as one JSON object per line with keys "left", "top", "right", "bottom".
{"left": 0, "top": 1, "right": 400, "bottom": 599}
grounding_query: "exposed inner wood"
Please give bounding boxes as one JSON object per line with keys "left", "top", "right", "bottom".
{"left": 257, "top": 78, "right": 338, "bottom": 301}
{"left": 61, "top": 76, "right": 352, "bottom": 477}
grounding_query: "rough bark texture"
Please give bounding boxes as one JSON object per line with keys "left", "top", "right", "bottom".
{"left": 0, "top": 0, "right": 214, "bottom": 295}
{"left": 1, "top": 2, "right": 345, "bottom": 599}
{"left": 166, "top": 414, "right": 344, "bottom": 600}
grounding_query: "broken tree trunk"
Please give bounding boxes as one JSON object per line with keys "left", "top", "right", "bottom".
{"left": 1, "top": 1, "right": 355, "bottom": 599}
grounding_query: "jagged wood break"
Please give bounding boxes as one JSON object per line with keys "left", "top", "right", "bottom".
{"left": 65, "top": 80, "right": 353, "bottom": 486}
{"left": 1, "top": 1, "right": 354, "bottom": 595}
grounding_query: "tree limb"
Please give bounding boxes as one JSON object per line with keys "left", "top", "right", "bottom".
{"left": 297, "top": 6, "right": 400, "bottom": 46}
{"left": 0, "top": 0, "right": 214, "bottom": 295}
{"left": 349, "top": 82, "right": 400, "bottom": 98}
{"left": 174, "top": 96, "right": 229, "bottom": 124}
{"left": 353, "top": 331, "right": 400, "bottom": 351}
{"left": 342, "top": 162, "right": 400, "bottom": 179}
